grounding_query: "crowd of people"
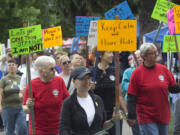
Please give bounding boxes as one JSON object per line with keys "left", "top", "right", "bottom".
{"left": 0, "top": 43, "right": 179, "bottom": 135}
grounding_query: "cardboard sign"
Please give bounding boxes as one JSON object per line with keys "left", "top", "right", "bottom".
{"left": 163, "top": 35, "right": 180, "bottom": 52}
{"left": 43, "top": 26, "right": 63, "bottom": 48}
{"left": 75, "top": 16, "right": 100, "bottom": 36}
{"left": 9, "top": 25, "right": 43, "bottom": 55}
{"left": 167, "top": 8, "right": 175, "bottom": 35}
{"left": 97, "top": 20, "right": 137, "bottom": 51}
{"left": 151, "top": 0, "right": 176, "bottom": 23}
{"left": 87, "top": 21, "right": 97, "bottom": 48}
{"left": 174, "top": 6, "right": 180, "bottom": 33}
{"left": 1, "top": 44, "right": 6, "bottom": 56}
{"left": 104, "top": 1, "right": 134, "bottom": 20}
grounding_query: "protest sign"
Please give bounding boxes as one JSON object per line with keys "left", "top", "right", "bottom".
{"left": 9, "top": 25, "right": 43, "bottom": 55}
{"left": 71, "top": 37, "right": 80, "bottom": 53}
{"left": 174, "top": 6, "right": 180, "bottom": 34}
{"left": 151, "top": 0, "right": 176, "bottom": 23}
{"left": 1, "top": 44, "right": 6, "bottom": 56}
{"left": 87, "top": 21, "right": 97, "bottom": 48}
{"left": 97, "top": 20, "right": 137, "bottom": 51}
{"left": 104, "top": 1, "right": 134, "bottom": 20}
{"left": 0, "top": 43, "right": 2, "bottom": 56}
{"left": 163, "top": 35, "right": 180, "bottom": 52}
{"left": 43, "top": 26, "right": 62, "bottom": 48}
{"left": 7, "top": 39, "right": 11, "bottom": 49}
{"left": 75, "top": 16, "right": 100, "bottom": 36}
{"left": 167, "top": 8, "right": 175, "bottom": 35}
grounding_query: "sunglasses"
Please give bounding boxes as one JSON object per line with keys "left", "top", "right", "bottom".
{"left": 62, "top": 61, "right": 71, "bottom": 65}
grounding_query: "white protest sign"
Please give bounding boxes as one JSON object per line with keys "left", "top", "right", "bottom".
{"left": 7, "top": 39, "right": 11, "bottom": 49}
{"left": 1, "top": 44, "right": 6, "bottom": 56}
{"left": 87, "top": 21, "right": 97, "bottom": 48}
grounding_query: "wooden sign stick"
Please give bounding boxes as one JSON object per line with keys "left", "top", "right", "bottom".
{"left": 115, "top": 15, "right": 120, "bottom": 135}
{"left": 23, "top": 24, "right": 35, "bottom": 135}
{"left": 26, "top": 54, "right": 36, "bottom": 135}
{"left": 174, "top": 33, "right": 180, "bottom": 69}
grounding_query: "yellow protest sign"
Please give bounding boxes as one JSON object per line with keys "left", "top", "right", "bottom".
{"left": 97, "top": 20, "right": 137, "bottom": 51}
{"left": 174, "top": 6, "right": 180, "bottom": 34}
{"left": 43, "top": 26, "right": 63, "bottom": 48}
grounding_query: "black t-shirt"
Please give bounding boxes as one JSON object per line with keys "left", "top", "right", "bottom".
{"left": 94, "top": 66, "right": 122, "bottom": 119}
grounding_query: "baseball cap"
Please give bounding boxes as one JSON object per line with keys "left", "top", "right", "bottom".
{"left": 71, "top": 66, "right": 92, "bottom": 80}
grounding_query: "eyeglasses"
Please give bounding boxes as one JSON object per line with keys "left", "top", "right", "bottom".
{"left": 147, "top": 51, "right": 158, "bottom": 56}
{"left": 49, "top": 67, "right": 56, "bottom": 72}
{"left": 62, "top": 61, "right": 71, "bottom": 65}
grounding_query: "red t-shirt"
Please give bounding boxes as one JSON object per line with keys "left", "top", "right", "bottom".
{"left": 127, "top": 63, "right": 176, "bottom": 124}
{"left": 23, "top": 76, "right": 69, "bottom": 135}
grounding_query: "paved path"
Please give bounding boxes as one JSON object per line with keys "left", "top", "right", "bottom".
{"left": 0, "top": 120, "right": 132, "bottom": 135}
{"left": 122, "top": 120, "right": 132, "bottom": 135}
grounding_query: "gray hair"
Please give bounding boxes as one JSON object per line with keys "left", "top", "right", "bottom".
{"left": 135, "top": 50, "right": 140, "bottom": 56}
{"left": 140, "top": 43, "right": 157, "bottom": 58}
{"left": 34, "top": 56, "right": 55, "bottom": 71}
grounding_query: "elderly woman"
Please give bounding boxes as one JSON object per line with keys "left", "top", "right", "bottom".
{"left": 59, "top": 55, "right": 75, "bottom": 95}
{"left": 94, "top": 51, "right": 127, "bottom": 135}
{"left": 0, "top": 59, "right": 27, "bottom": 135}
{"left": 127, "top": 43, "right": 180, "bottom": 135}
{"left": 60, "top": 66, "right": 122, "bottom": 135}
{"left": 23, "top": 56, "right": 69, "bottom": 135}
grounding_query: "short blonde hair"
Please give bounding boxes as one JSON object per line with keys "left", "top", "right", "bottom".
{"left": 59, "top": 55, "right": 69, "bottom": 65}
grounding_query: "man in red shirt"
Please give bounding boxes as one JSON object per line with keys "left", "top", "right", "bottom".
{"left": 23, "top": 56, "right": 69, "bottom": 135}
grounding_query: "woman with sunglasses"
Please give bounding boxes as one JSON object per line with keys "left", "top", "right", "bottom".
{"left": 59, "top": 55, "right": 76, "bottom": 95}
{"left": 23, "top": 56, "right": 69, "bottom": 135}
{"left": 60, "top": 66, "right": 122, "bottom": 135}
{"left": 0, "top": 59, "right": 27, "bottom": 135}
{"left": 94, "top": 51, "right": 128, "bottom": 135}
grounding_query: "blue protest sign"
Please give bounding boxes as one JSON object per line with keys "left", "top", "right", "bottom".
{"left": 71, "top": 37, "right": 80, "bottom": 53}
{"left": 104, "top": 1, "right": 134, "bottom": 20}
{"left": 75, "top": 16, "right": 100, "bottom": 36}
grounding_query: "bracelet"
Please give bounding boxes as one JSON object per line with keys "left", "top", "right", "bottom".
{"left": 110, "top": 119, "right": 115, "bottom": 125}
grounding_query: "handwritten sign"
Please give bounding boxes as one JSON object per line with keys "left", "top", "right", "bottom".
{"left": 163, "top": 35, "right": 180, "bottom": 52}
{"left": 104, "top": 1, "right": 134, "bottom": 20}
{"left": 87, "top": 21, "right": 97, "bottom": 48}
{"left": 75, "top": 16, "right": 100, "bottom": 36}
{"left": 174, "top": 6, "right": 180, "bottom": 34}
{"left": 97, "top": 20, "right": 137, "bottom": 51}
{"left": 151, "top": 0, "right": 176, "bottom": 23}
{"left": 43, "top": 26, "right": 62, "bottom": 48}
{"left": 167, "top": 8, "right": 175, "bottom": 35}
{"left": 9, "top": 25, "right": 43, "bottom": 55}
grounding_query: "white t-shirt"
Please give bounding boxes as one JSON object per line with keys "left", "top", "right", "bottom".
{"left": 60, "top": 75, "right": 75, "bottom": 95}
{"left": 20, "top": 68, "right": 39, "bottom": 90}
{"left": 77, "top": 94, "right": 95, "bottom": 127}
